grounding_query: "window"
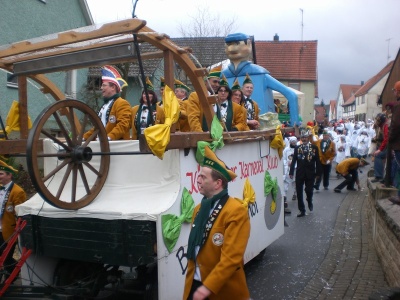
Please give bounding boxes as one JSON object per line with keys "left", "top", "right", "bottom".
{"left": 86, "top": 76, "right": 101, "bottom": 91}
{"left": 288, "top": 82, "right": 300, "bottom": 91}
{"left": 7, "top": 73, "right": 18, "bottom": 88}
{"left": 361, "top": 95, "right": 365, "bottom": 104}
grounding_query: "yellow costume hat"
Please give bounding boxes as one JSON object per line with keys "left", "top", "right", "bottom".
{"left": 219, "top": 74, "right": 229, "bottom": 87}
{"left": 208, "top": 64, "right": 222, "bottom": 79}
{"left": 243, "top": 73, "right": 253, "bottom": 85}
{"left": 202, "top": 146, "right": 237, "bottom": 182}
{"left": 231, "top": 78, "right": 241, "bottom": 92}
{"left": 160, "top": 77, "right": 165, "bottom": 88}
{"left": 174, "top": 79, "right": 191, "bottom": 93}
{"left": 145, "top": 77, "right": 154, "bottom": 91}
{"left": 0, "top": 160, "right": 18, "bottom": 175}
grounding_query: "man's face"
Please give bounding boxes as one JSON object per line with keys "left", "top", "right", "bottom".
{"left": 242, "top": 83, "right": 254, "bottom": 97}
{"left": 197, "top": 167, "right": 219, "bottom": 199}
{"left": 207, "top": 77, "right": 220, "bottom": 93}
{"left": 101, "top": 82, "right": 117, "bottom": 98}
{"left": 0, "top": 171, "right": 12, "bottom": 186}
{"left": 225, "top": 40, "right": 251, "bottom": 62}
{"left": 174, "top": 88, "right": 186, "bottom": 100}
{"left": 323, "top": 133, "right": 330, "bottom": 141}
{"left": 300, "top": 136, "right": 309, "bottom": 143}
{"left": 394, "top": 88, "right": 400, "bottom": 100}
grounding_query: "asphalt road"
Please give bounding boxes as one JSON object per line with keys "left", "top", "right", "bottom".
{"left": 245, "top": 169, "right": 369, "bottom": 300}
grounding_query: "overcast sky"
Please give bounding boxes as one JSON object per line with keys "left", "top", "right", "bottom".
{"left": 87, "top": 0, "right": 399, "bottom": 102}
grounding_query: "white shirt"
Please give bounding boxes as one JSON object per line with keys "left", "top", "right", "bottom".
{"left": 0, "top": 182, "right": 12, "bottom": 231}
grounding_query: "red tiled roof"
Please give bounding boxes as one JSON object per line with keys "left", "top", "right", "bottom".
{"left": 255, "top": 40, "right": 318, "bottom": 81}
{"left": 354, "top": 61, "right": 394, "bottom": 96}
{"left": 340, "top": 84, "right": 361, "bottom": 102}
{"left": 343, "top": 95, "right": 355, "bottom": 106}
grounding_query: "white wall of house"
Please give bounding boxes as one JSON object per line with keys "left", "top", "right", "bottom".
{"left": 336, "top": 89, "right": 345, "bottom": 120}
{"left": 355, "top": 73, "right": 388, "bottom": 120}
{"left": 342, "top": 104, "right": 356, "bottom": 119}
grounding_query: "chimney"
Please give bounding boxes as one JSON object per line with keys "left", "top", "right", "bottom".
{"left": 273, "top": 33, "right": 279, "bottom": 41}
{"left": 361, "top": 81, "right": 364, "bottom": 85}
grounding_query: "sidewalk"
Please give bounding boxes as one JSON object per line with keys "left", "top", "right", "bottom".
{"left": 296, "top": 187, "right": 388, "bottom": 299}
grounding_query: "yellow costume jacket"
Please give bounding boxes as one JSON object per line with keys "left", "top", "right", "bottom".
{"left": 178, "top": 99, "right": 191, "bottom": 132}
{"left": 336, "top": 158, "right": 360, "bottom": 175}
{"left": 314, "top": 139, "right": 336, "bottom": 165}
{"left": 187, "top": 92, "right": 249, "bottom": 132}
{"left": 2, "top": 182, "right": 26, "bottom": 241}
{"left": 83, "top": 97, "right": 132, "bottom": 140}
{"left": 131, "top": 104, "right": 165, "bottom": 140}
{"left": 183, "top": 197, "right": 251, "bottom": 300}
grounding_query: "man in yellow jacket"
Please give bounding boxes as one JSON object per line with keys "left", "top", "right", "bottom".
{"left": 183, "top": 146, "right": 250, "bottom": 300}
{"left": 0, "top": 160, "right": 26, "bottom": 282}
{"left": 313, "top": 130, "right": 336, "bottom": 190}
{"left": 334, "top": 157, "right": 369, "bottom": 192}
{"left": 83, "top": 65, "right": 131, "bottom": 141}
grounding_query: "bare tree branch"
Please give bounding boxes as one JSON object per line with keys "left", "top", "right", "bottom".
{"left": 178, "top": 6, "right": 237, "bottom": 37}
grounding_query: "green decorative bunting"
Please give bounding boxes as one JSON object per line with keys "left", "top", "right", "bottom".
{"left": 161, "top": 187, "right": 195, "bottom": 253}
{"left": 264, "top": 171, "right": 278, "bottom": 201}
{"left": 196, "top": 115, "right": 224, "bottom": 164}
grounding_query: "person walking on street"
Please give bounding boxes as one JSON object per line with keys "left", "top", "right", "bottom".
{"left": 0, "top": 160, "right": 27, "bottom": 283}
{"left": 314, "top": 130, "right": 336, "bottom": 190}
{"left": 183, "top": 146, "right": 250, "bottom": 300}
{"left": 334, "top": 157, "right": 369, "bottom": 193}
{"left": 282, "top": 136, "right": 298, "bottom": 213}
{"left": 289, "top": 129, "right": 322, "bottom": 217}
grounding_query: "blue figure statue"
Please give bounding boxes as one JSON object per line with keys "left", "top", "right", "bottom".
{"left": 222, "top": 33, "right": 299, "bottom": 126}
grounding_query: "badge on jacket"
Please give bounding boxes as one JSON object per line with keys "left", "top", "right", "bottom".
{"left": 6, "top": 205, "right": 14, "bottom": 213}
{"left": 212, "top": 233, "right": 224, "bottom": 246}
{"left": 109, "top": 115, "right": 116, "bottom": 123}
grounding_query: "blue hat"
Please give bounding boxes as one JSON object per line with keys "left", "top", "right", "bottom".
{"left": 225, "top": 33, "right": 249, "bottom": 43}
{"left": 101, "top": 65, "right": 128, "bottom": 92}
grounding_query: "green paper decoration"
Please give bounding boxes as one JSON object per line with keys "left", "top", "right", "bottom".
{"left": 264, "top": 171, "right": 278, "bottom": 201}
{"left": 161, "top": 187, "right": 195, "bottom": 253}
{"left": 196, "top": 115, "right": 224, "bottom": 164}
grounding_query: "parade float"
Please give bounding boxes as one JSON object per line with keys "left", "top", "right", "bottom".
{"left": 0, "top": 19, "right": 288, "bottom": 299}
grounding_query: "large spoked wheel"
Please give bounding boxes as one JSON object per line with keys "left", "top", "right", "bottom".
{"left": 27, "top": 100, "right": 110, "bottom": 210}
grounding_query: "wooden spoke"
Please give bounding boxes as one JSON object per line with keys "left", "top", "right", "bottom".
{"left": 42, "top": 158, "right": 70, "bottom": 182}
{"left": 53, "top": 111, "right": 73, "bottom": 148}
{"left": 40, "top": 128, "right": 71, "bottom": 151}
{"left": 27, "top": 100, "right": 110, "bottom": 210}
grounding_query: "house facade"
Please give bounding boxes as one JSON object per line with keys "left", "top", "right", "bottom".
{"left": 255, "top": 37, "right": 318, "bottom": 124}
{"left": 380, "top": 48, "right": 400, "bottom": 107}
{"left": 0, "top": 0, "right": 93, "bottom": 129}
{"left": 354, "top": 61, "right": 394, "bottom": 121}
{"left": 337, "top": 84, "right": 361, "bottom": 120}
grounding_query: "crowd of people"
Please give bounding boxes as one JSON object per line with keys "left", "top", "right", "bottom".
{"left": 282, "top": 80, "right": 400, "bottom": 216}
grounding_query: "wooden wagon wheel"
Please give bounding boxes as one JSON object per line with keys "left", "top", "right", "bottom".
{"left": 27, "top": 100, "right": 110, "bottom": 210}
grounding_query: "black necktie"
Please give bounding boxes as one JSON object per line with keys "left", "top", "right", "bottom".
{"left": 142, "top": 106, "right": 148, "bottom": 110}
{"left": 221, "top": 103, "right": 227, "bottom": 108}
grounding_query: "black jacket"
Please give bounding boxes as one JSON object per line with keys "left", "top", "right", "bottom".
{"left": 289, "top": 143, "right": 322, "bottom": 179}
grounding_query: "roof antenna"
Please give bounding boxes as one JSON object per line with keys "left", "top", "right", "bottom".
{"left": 299, "top": 8, "right": 305, "bottom": 53}
{"left": 132, "top": 0, "right": 139, "bottom": 18}
{"left": 300, "top": 8, "right": 304, "bottom": 42}
{"left": 386, "top": 38, "right": 392, "bottom": 64}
